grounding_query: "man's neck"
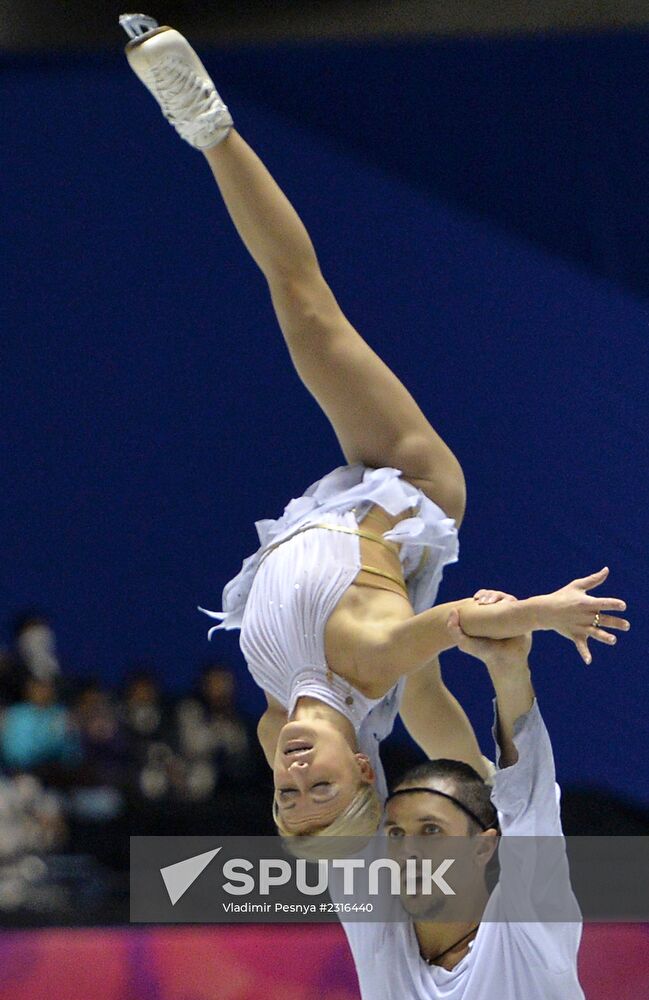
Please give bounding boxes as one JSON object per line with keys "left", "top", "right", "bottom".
{"left": 414, "top": 895, "right": 488, "bottom": 970}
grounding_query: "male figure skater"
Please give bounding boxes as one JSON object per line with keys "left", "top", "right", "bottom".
{"left": 340, "top": 608, "right": 585, "bottom": 999}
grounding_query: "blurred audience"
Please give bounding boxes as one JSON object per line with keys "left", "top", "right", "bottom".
{"left": 0, "top": 610, "right": 273, "bottom": 922}
{"left": 0, "top": 609, "right": 61, "bottom": 706}
{"left": 73, "top": 683, "right": 126, "bottom": 787}
{"left": 0, "top": 770, "right": 69, "bottom": 916}
{"left": 1, "top": 677, "right": 82, "bottom": 776}
{"left": 69, "top": 683, "right": 127, "bottom": 824}
{"left": 0, "top": 772, "right": 66, "bottom": 861}
{"left": 12, "top": 611, "right": 61, "bottom": 682}
{"left": 120, "top": 669, "right": 180, "bottom": 801}
{"left": 176, "top": 663, "right": 255, "bottom": 796}
{"left": 121, "top": 670, "right": 171, "bottom": 746}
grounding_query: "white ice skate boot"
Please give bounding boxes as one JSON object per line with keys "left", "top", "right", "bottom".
{"left": 119, "top": 13, "right": 233, "bottom": 149}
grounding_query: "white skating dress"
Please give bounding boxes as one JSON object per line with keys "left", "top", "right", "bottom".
{"left": 202, "top": 464, "right": 459, "bottom": 794}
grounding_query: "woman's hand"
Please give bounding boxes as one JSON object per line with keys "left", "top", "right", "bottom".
{"left": 535, "top": 567, "right": 629, "bottom": 664}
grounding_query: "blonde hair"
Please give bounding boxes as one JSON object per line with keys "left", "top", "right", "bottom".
{"left": 274, "top": 782, "right": 383, "bottom": 861}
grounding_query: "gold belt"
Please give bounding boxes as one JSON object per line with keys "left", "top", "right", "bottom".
{"left": 257, "top": 521, "right": 409, "bottom": 595}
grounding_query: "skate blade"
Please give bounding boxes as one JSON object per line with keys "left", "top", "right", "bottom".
{"left": 119, "top": 13, "right": 170, "bottom": 47}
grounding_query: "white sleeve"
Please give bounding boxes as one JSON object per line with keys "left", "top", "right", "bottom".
{"left": 490, "top": 698, "right": 562, "bottom": 836}
{"left": 327, "top": 855, "right": 386, "bottom": 995}
{"left": 489, "top": 699, "right": 582, "bottom": 934}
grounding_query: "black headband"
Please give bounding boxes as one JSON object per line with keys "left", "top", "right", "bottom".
{"left": 385, "top": 787, "right": 497, "bottom": 832}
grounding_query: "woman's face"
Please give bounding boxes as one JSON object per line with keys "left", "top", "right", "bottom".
{"left": 273, "top": 719, "right": 373, "bottom": 833}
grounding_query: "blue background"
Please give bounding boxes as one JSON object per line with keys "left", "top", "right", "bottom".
{"left": 2, "top": 33, "right": 647, "bottom": 805}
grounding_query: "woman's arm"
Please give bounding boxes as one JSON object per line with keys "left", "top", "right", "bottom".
{"left": 400, "top": 658, "right": 489, "bottom": 778}
{"left": 361, "top": 567, "right": 628, "bottom": 687}
{"left": 367, "top": 594, "right": 541, "bottom": 685}
{"left": 256, "top": 693, "right": 287, "bottom": 768}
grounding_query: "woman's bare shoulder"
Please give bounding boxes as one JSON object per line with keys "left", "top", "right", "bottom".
{"left": 326, "top": 596, "right": 414, "bottom": 697}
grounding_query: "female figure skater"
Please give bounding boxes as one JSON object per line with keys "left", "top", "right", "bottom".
{"left": 120, "top": 15, "right": 629, "bottom": 841}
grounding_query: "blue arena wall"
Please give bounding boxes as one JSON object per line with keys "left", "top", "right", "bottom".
{"left": 2, "top": 33, "right": 647, "bottom": 805}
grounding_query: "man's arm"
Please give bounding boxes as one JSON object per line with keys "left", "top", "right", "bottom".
{"left": 445, "top": 609, "right": 554, "bottom": 823}
{"left": 447, "top": 611, "right": 583, "bottom": 936}
{"left": 482, "top": 646, "right": 535, "bottom": 770}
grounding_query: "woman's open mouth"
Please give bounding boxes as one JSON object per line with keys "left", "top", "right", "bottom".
{"left": 283, "top": 740, "right": 314, "bottom": 756}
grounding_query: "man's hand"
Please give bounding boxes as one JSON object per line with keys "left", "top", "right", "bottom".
{"left": 447, "top": 608, "right": 532, "bottom": 671}
{"left": 447, "top": 609, "right": 534, "bottom": 767}
{"left": 473, "top": 588, "right": 517, "bottom": 606}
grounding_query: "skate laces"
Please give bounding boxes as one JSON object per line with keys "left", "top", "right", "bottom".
{"left": 152, "top": 55, "right": 225, "bottom": 134}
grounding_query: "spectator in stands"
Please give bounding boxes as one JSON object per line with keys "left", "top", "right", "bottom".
{"left": 11, "top": 609, "right": 61, "bottom": 682}
{"left": 0, "top": 770, "right": 67, "bottom": 861}
{"left": 0, "top": 677, "right": 82, "bottom": 776}
{"left": 0, "top": 609, "right": 61, "bottom": 707}
{"left": 0, "top": 768, "right": 72, "bottom": 916}
{"left": 121, "top": 670, "right": 170, "bottom": 743}
{"left": 176, "top": 663, "right": 255, "bottom": 796}
{"left": 120, "top": 669, "right": 179, "bottom": 800}
{"left": 73, "top": 682, "right": 126, "bottom": 787}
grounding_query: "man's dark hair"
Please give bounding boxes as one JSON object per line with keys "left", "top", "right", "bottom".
{"left": 392, "top": 759, "right": 499, "bottom": 833}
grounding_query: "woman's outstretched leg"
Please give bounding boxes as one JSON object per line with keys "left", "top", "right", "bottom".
{"left": 203, "top": 131, "right": 465, "bottom": 524}
{"left": 123, "top": 21, "right": 465, "bottom": 524}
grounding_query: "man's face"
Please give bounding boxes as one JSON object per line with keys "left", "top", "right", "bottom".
{"left": 384, "top": 779, "right": 495, "bottom": 920}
